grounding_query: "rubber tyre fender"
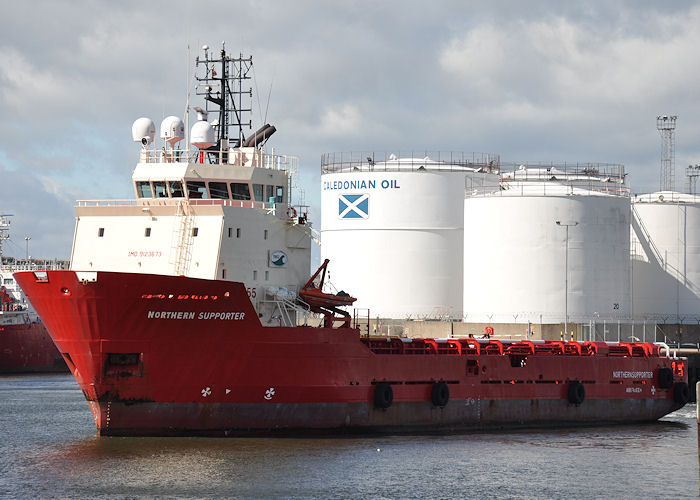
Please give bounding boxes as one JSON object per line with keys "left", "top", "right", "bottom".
{"left": 431, "top": 381, "right": 450, "bottom": 407}
{"left": 374, "top": 382, "right": 393, "bottom": 409}
{"left": 567, "top": 381, "right": 586, "bottom": 405}
{"left": 658, "top": 367, "right": 674, "bottom": 389}
{"left": 673, "top": 382, "right": 690, "bottom": 405}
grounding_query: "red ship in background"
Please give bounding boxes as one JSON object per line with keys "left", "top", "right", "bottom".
{"left": 1, "top": 215, "right": 67, "bottom": 373}
{"left": 14, "top": 44, "right": 690, "bottom": 436}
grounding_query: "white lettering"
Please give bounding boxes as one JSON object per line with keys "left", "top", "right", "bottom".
{"left": 612, "top": 371, "right": 653, "bottom": 379}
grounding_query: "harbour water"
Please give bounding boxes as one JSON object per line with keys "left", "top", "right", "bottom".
{"left": 1, "top": 374, "right": 697, "bottom": 499}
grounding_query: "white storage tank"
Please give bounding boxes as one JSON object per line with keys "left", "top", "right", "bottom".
{"left": 631, "top": 191, "right": 700, "bottom": 321}
{"left": 320, "top": 152, "right": 499, "bottom": 319}
{"left": 463, "top": 164, "right": 631, "bottom": 325}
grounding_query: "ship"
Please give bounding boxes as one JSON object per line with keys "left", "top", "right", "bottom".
{"left": 15, "top": 44, "right": 689, "bottom": 436}
{"left": 0, "top": 215, "right": 68, "bottom": 373}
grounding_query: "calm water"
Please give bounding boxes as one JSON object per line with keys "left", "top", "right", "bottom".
{"left": 0, "top": 374, "right": 698, "bottom": 499}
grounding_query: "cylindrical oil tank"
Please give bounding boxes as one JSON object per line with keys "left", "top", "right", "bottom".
{"left": 631, "top": 191, "right": 700, "bottom": 321}
{"left": 463, "top": 165, "right": 631, "bottom": 324}
{"left": 320, "top": 152, "right": 499, "bottom": 319}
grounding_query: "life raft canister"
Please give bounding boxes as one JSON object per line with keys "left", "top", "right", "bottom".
{"left": 431, "top": 381, "right": 450, "bottom": 407}
{"left": 567, "top": 381, "right": 585, "bottom": 405}
{"left": 374, "top": 382, "right": 393, "bottom": 409}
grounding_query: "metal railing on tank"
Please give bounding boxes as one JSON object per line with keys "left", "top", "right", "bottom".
{"left": 465, "top": 162, "right": 630, "bottom": 198}
{"left": 321, "top": 151, "right": 500, "bottom": 174}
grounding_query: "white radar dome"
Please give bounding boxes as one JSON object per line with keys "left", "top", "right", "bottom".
{"left": 191, "top": 120, "right": 215, "bottom": 149}
{"left": 160, "top": 115, "right": 185, "bottom": 145}
{"left": 132, "top": 117, "right": 156, "bottom": 146}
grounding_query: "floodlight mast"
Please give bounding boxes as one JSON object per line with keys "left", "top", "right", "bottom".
{"left": 656, "top": 115, "right": 678, "bottom": 192}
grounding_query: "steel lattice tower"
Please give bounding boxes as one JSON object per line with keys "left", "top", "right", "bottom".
{"left": 687, "top": 164, "right": 700, "bottom": 195}
{"left": 656, "top": 115, "right": 678, "bottom": 191}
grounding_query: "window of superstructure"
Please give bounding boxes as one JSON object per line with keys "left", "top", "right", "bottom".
{"left": 136, "top": 181, "right": 152, "bottom": 198}
{"left": 145, "top": 228, "right": 151, "bottom": 237}
{"left": 153, "top": 181, "right": 168, "bottom": 198}
{"left": 230, "top": 182, "right": 251, "bottom": 200}
{"left": 265, "top": 270, "right": 269, "bottom": 281}
{"left": 209, "top": 182, "right": 229, "bottom": 199}
{"left": 265, "top": 185, "right": 275, "bottom": 203}
{"left": 186, "top": 181, "right": 208, "bottom": 199}
{"left": 192, "top": 227, "right": 199, "bottom": 237}
{"left": 3, "top": 278, "right": 14, "bottom": 285}
{"left": 253, "top": 270, "right": 257, "bottom": 280}
{"left": 236, "top": 228, "right": 241, "bottom": 238}
{"left": 264, "top": 229, "right": 268, "bottom": 240}
{"left": 98, "top": 228, "right": 104, "bottom": 237}
{"left": 252, "top": 184, "right": 264, "bottom": 202}
{"left": 228, "top": 227, "right": 232, "bottom": 238}
{"left": 169, "top": 181, "right": 184, "bottom": 198}
{"left": 222, "top": 269, "right": 226, "bottom": 279}
{"left": 275, "top": 186, "right": 284, "bottom": 203}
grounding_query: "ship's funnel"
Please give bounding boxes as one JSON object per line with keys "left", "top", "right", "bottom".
{"left": 132, "top": 117, "right": 156, "bottom": 146}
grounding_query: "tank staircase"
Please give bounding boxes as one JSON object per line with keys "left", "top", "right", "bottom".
{"left": 170, "top": 200, "right": 194, "bottom": 276}
{"left": 632, "top": 204, "right": 700, "bottom": 295}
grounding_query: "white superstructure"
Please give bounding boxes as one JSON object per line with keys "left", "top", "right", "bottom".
{"left": 631, "top": 191, "right": 700, "bottom": 322}
{"left": 463, "top": 164, "right": 631, "bottom": 326}
{"left": 320, "top": 152, "right": 499, "bottom": 319}
{"left": 68, "top": 45, "right": 313, "bottom": 327}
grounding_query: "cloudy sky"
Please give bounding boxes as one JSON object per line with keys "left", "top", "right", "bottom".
{"left": 1, "top": 0, "right": 699, "bottom": 259}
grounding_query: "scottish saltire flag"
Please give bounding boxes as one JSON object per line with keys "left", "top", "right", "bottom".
{"left": 338, "top": 194, "right": 369, "bottom": 219}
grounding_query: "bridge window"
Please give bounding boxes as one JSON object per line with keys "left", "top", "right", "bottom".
{"left": 153, "top": 181, "right": 168, "bottom": 198}
{"left": 253, "top": 184, "right": 264, "bottom": 202}
{"left": 265, "top": 185, "right": 274, "bottom": 203}
{"left": 98, "top": 228, "right": 104, "bottom": 237}
{"left": 209, "top": 182, "right": 229, "bottom": 199}
{"left": 186, "top": 181, "right": 208, "bottom": 199}
{"left": 230, "top": 182, "right": 251, "bottom": 200}
{"left": 136, "top": 181, "right": 152, "bottom": 198}
{"left": 275, "top": 186, "right": 284, "bottom": 203}
{"left": 169, "top": 181, "right": 184, "bottom": 198}
{"left": 192, "top": 227, "right": 199, "bottom": 237}
{"left": 144, "top": 228, "right": 151, "bottom": 237}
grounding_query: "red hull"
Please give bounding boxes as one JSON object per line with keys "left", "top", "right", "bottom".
{"left": 0, "top": 321, "right": 67, "bottom": 373}
{"left": 15, "top": 270, "right": 688, "bottom": 436}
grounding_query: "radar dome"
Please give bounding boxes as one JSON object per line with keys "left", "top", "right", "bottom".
{"left": 191, "top": 120, "right": 215, "bottom": 149}
{"left": 132, "top": 117, "right": 156, "bottom": 146}
{"left": 160, "top": 116, "right": 185, "bottom": 145}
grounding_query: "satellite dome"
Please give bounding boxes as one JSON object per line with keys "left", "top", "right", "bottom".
{"left": 191, "top": 120, "right": 215, "bottom": 149}
{"left": 160, "top": 116, "right": 185, "bottom": 145}
{"left": 132, "top": 117, "right": 155, "bottom": 146}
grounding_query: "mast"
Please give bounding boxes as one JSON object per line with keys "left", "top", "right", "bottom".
{"left": 194, "top": 44, "right": 253, "bottom": 153}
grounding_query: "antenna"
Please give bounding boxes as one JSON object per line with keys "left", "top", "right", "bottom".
{"left": 194, "top": 44, "right": 253, "bottom": 151}
{"left": 687, "top": 164, "right": 700, "bottom": 195}
{"left": 656, "top": 115, "right": 677, "bottom": 191}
